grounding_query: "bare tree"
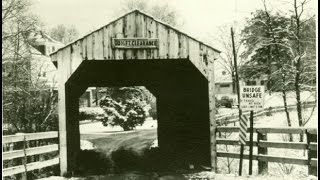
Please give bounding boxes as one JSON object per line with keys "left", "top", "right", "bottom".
{"left": 121, "top": 0, "right": 148, "bottom": 12}
{"left": 120, "top": 0, "right": 179, "bottom": 26}
{"left": 2, "top": 0, "right": 58, "bottom": 134}
{"left": 48, "top": 24, "right": 79, "bottom": 44}
{"left": 214, "top": 24, "right": 245, "bottom": 94}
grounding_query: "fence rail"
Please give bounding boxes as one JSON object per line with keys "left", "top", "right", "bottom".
{"left": 216, "top": 126, "right": 318, "bottom": 176}
{"left": 2, "top": 131, "right": 59, "bottom": 178}
{"left": 216, "top": 101, "right": 316, "bottom": 124}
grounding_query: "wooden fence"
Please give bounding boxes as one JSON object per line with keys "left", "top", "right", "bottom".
{"left": 2, "top": 131, "right": 60, "bottom": 179}
{"left": 216, "top": 126, "right": 318, "bottom": 176}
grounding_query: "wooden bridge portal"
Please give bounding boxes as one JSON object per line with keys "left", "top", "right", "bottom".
{"left": 50, "top": 10, "right": 220, "bottom": 175}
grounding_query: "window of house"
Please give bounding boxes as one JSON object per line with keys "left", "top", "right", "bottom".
{"left": 222, "top": 71, "right": 226, "bottom": 75}
{"left": 42, "top": 72, "right": 46, "bottom": 77}
{"left": 52, "top": 46, "right": 55, "bottom": 52}
{"left": 260, "top": 80, "right": 265, "bottom": 85}
{"left": 38, "top": 72, "right": 42, "bottom": 77}
{"left": 38, "top": 45, "right": 46, "bottom": 55}
{"left": 220, "top": 84, "right": 230, "bottom": 88}
{"left": 246, "top": 81, "right": 257, "bottom": 85}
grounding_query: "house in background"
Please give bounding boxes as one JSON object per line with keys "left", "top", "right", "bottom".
{"left": 29, "top": 32, "right": 98, "bottom": 107}
{"left": 214, "top": 58, "right": 269, "bottom": 100}
{"left": 2, "top": 31, "right": 64, "bottom": 134}
{"left": 240, "top": 75, "right": 268, "bottom": 88}
{"left": 29, "top": 30, "right": 64, "bottom": 89}
{"left": 238, "top": 63, "right": 273, "bottom": 91}
{"left": 214, "top": 59, "right": 235, "bottom": 98}
{"left": 3, "top": 30, "right": 63, "bottom": 90}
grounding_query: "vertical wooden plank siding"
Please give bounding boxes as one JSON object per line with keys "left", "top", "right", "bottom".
{"left": 94, "top": 29, "right": 104, "bottom": 60}
{"left": 124, "top": 13, "right": 136, "bottom": 59}
{"left": 113, "top": 19, "right": 124, "bottom": 60}
{"left": 157, "top": 23, "right": 167, "bottom": 59}
{"left": 208, "top": 57, "right": 217, "bottom": 172}
{"left": 86, "top": 34, "right": 93, "bottom": 60}
{"left": 145, "top": 17, "right": 157, "bottom": 59}
{"left": 57, "top": 52, "right": 67, "bottom": 175}
{"left": 51, "top": 11, "right": 219, "bottom": 79}
{"left": 136, "top": 13, "right": 146, "bottom": 59}
{"left": 150, "top": 18, "right": 158, "bottom": 59}
{"left": 169, "top": 29, "right": 179, "bottom": 58}
{"left": 81, "top": 39, "right": 87, "bottom": 60}
{"left": 155, "top": 23, "right": 160, "bottom": 59}
{"left": 70, "top": 42, "right": 83, "bottom": 73}
{"left": 102, "top": 27, "right": 109, "bottom": 59}
{"left": 108, "top": 24, "right": 114, "bottom": 59}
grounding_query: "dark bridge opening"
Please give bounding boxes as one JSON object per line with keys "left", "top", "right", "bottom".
{"left": 64, "top": 59, "right": 211, "bottom": 172}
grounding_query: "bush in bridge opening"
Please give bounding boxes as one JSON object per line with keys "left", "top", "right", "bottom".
{"left": 100, "top": 96, "right": 147, "bottom": 131}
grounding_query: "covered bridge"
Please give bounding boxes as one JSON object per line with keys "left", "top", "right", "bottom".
{"left": 50, "top": 10, "right": 220, "bottom": 175}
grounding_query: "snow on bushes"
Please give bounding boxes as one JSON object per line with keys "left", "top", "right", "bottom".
{"left": 99, "top": 96, "right": 147, "bottom": 131}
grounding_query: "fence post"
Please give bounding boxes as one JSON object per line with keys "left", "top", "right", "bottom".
{"left": 266, "top": 107, "right": 272, "bottom": 116}
{"left": 306, "top": 129, "right": 317, "bottom": 176}
{"left": 218, "top": 120, "right": 222, "bottom": 138}
{"left": 18, "top": 133, "right": 28, "bottom": 180}
{"left": 257, "top": 130, "right": 268, "bottom": 174}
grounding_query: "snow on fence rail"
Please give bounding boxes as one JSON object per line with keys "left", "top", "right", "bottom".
{"left": 2, "top": 131, "right": 59, "bottom": 178}
{"left": 216, "top": 127, "right": 318, "bottom": 176}
{"left": 216, "top": 101, "right": 316, "bottom": 124}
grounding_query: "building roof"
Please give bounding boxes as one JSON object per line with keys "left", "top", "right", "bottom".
{"left": 51, "top": 9, "right": 220, "bottom": 56}
{"left": 29, "top": 30, "right": 64, "bottom": 45}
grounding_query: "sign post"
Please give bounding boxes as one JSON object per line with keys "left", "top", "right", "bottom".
{"left": 239, "top": 114, "right": 248, "bottom": 175}
{"left": 249, "top": 110, "right": 254, "bottom": 175}
{"left": 240, "top": 85, "right": 265, "bottom": 175}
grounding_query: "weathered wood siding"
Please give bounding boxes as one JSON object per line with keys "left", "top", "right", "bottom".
{"left": 50, "top": 10, "right": 220, "bottom": 174}
{"left": 50, "top": 10, "right": 219, "bottom": 82}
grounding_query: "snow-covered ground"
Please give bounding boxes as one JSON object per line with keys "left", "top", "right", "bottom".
{"left": 80, "top": 140, "right": 95, "bottom": 150}
{"left": 80, "top": 117, "right": 157, "bottom": 134}
{"left": 255, "top": 107, "right": 318, "bottom": 128}
{"left": 263, "top": 91, "right": 316, "bottom": 108}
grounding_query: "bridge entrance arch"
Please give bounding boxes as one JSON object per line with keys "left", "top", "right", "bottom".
{"left": 50, "top": 10, "right": 220, "bottom": 175}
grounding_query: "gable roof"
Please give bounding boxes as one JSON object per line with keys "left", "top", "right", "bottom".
{"left": 51, "top": 9, "right": 220, "bottom": 56}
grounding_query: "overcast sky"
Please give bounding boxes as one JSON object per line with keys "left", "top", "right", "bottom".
{"left": 32, "top": 0, "right": 316, "bottom": 46}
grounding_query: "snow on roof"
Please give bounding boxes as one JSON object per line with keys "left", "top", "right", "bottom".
{"left": 29, "top": 30, "right": 63, "bottom": 45}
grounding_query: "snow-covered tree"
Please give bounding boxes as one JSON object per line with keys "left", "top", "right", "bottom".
{"left": 99, "top": 87, "right": 148, "bottom": 131}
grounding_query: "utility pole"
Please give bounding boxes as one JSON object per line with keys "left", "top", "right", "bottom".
{"left": 231, "top": 27, "right": 243, "bottom": 176}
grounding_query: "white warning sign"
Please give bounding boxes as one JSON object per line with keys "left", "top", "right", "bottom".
{"left": 240, "top": 86, "right": 265, "bottom": 110}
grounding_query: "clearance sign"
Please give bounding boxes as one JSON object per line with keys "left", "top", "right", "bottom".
{"left": 240, "top": 86, "right": 265, "bottom": 110}
{"left": 112, "top": 38, "right": 158, "bottom": 49}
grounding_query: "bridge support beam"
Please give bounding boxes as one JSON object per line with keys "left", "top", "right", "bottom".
{"left": 59, "top": 82, "right": 86, "bottom": 176}
{"left": 208, "top": 58, "right": 217, "bottom": 172}
{"left": 157, "top": 73, "right": 211, "bottom": 168}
